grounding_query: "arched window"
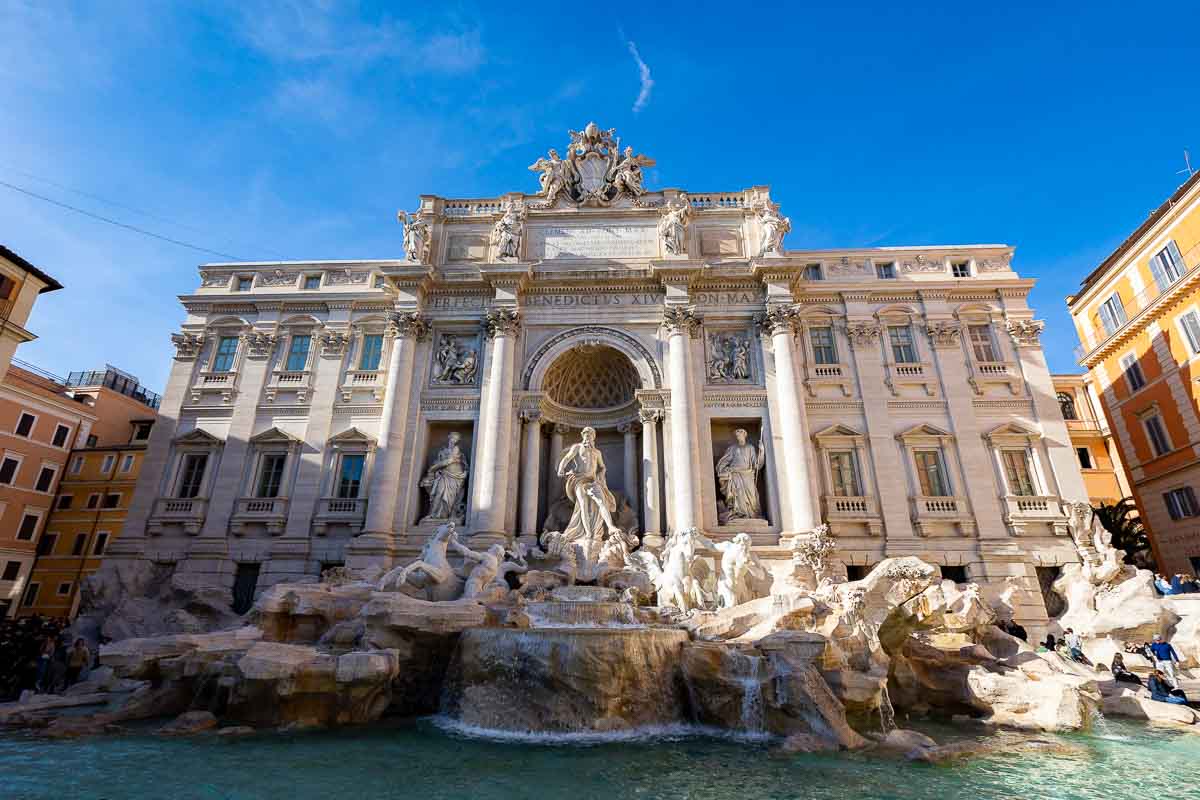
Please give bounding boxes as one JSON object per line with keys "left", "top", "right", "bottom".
{"left": 1057, "top": 392, "right": 1078, "bottom": 421}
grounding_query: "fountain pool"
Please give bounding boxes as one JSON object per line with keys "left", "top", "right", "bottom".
{"left": 2, "top": 718, "right": 1196, "bottom": 800}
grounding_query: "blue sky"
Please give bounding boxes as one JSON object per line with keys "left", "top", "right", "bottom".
{"left": 2, "top": 1, "right": 1197, "bottom": 391}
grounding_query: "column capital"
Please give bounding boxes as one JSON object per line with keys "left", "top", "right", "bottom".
{"left": 170, "top": 331, "right": 205, "bottom": 360}
{"left": 617, "top": 421, "right": 636, "bottom": 435}
{"left": 553, "top": 423, "right": 572, "bottom": 435}
{"left": 844, "top": 319, "right": 882, "bottom": 349}
{"left": 240, "top": 331, "right": 279, "bottom": 359}
{"left": 1006, "top": 319, "right": 1044, "bottom": 348}
{"left": 924, "top": 321, "right": 962, "bottom": 349}
{"left": 520, "top": 409, "right": 543, "bottom": 424}
{"left": 662, "top": 304, "right": 701, "bottom": 338}
{"left": 318, "top": 328, "right": 351, "bottom": 358}
{"left": 637, "top": 408, "right": 662, "bottom": 426}
{"left": 387, "top": 311, "right": 431, "bottom": 341}
{"left": 754, "top": 303, "right": 800, "bottom": 336}
{"left": 484, "top": 307, "right": 522, "bottom": 339}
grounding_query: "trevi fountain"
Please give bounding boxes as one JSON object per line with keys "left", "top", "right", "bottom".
{"left": 2, "top": 123, "right": 1198, "bottom": 798}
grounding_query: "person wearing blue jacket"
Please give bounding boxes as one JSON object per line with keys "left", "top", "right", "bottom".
{"left": 1149, "top": 634, "right": 1182, "bottom": 687}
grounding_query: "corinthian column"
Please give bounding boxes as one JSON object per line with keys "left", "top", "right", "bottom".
{"left": 618, "top": 421, "right": 639, "bottom": 524}
{"left": 468, "top": 308, "right": 521, "bottom": 545}
{"left": 663, "top": 305, "right": 700, "bottom": 532}
{"left": 548, "top": 424, "right": 569, "bottom": 503}
{"left": 759, "top": 304, "right": 817, "bottom": 533}
{"left": 362, "top": 312, "right": 428, "bottom": 535}
{"left": 639, "top": 408, "right": 663, "bottom": 547}
{"left": 519, "top": 410, "right": 542, "bottom": 539}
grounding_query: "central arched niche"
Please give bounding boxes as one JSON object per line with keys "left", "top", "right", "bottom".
{"left": 542, "top": 344, "right": 639, "bottom": 412}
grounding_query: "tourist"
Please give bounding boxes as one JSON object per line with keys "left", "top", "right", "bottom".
{"left": 1110, "top": 653, "right": 1142, "bottom": 687}
{"left": 1148, "top": 670, "right": 1189, "bottom": 705}
{"left": 35, "top": 634, "right": 55, "bottom": 693}
{"left": 1038, "top": 634, "right": 1056, "bottom": 653}
{"left": 999, "top": 618, "right": 1028, "bottom": 642}
{"left": 66, "top": 639, "right": 91, "bottom": 687}
{"left": 1064, "top": 628, "right": 1088, "bottom": 663}
{"left": 1149, "top": 634, "right": 1182, "bottom": 687}
{"left": 1154, "top": 573, "right": 1173, "bottom": 595}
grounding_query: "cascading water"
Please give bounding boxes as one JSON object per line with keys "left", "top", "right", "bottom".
{"left": 730, "top": 650, "right": 765, "bottom": 735}
{"left": 878, "top": 684, "right": 897, "bottom": 733}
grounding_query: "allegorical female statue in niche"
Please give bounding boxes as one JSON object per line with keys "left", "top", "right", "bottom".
{"left": 716, "top": 428, "right": 766, "bottom": 524}
{"left": 556, "top": 426, "right": 622, "bottom": 543}
{"left": 419, "top": 432, "right": 469, "bottom": 522}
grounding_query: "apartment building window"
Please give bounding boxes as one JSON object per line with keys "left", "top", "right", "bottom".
{"left": 284, "top": 335, "right": 312, "bottom": 372}
{"left": 0, "top": 454, "right": 21, "bottom": 485}
{"left": 1057, "top": 392, "right": 1078, "bottom": 420}
{"left": 35, "top": 532, "right": 56, "bottom": 556}
{"left": 235, "top": 276, "right": 253, "bottom": 292}
{"left": 22, "top": 583, "right": 39, "bottom": 607}
{"left": 14, "top": 412, "right": 35, "bottom": 437}
{"left": 951, "top": 261, "right": 971, "bottom": 278}
{"left": 2, "top": 561, "right": 20, "bottom": 581}
{"left": 34, "top": 465, "right": 57, "bottom": 493}
{"left": 1001, "top": 450, "right": 1038, "bottom": 496}
{"left": 70, "top": 456, "right": 84, "bottom": 474}
{"left": 809, "top": 327, "right": 838, "bottom": 365}
{"left": 1098, "top": 294, "right": 1127, "bottom": 336}
{"left": 133, "top": 422, "right": 153, "bottom": 440}
{"left": 303, "top": 275, "right": 322, "bottom": 290}
{"left": 102, "top": 493, "right": 121, "bottom": 509}
{"left": 86, "top": 434, "right": 97, "bottom": 447}
{"left": 337, "top": 454, "right": 366, "bottom": 499}
{"left": 967, "top": 325, "right": 998, "bottom": 362}
{"left": 52, "top": 424, "right": 71, "bottom": 448}
{"left": 914, "top": 450, "right": 951, "bottom": 496}
{"left": 1121, "top": 353, "right": 1146, "bottom": 392}
{"left": 889, "top": 325, "right": 918, "bottom": 363}
{"left": 1164, "top": 487, "right": 1200, "bottom": 520}
{"left": 177, "top": 454, "right": 209, "bottom": 499}
{"left": 1149, "top": 240, "right": 1186, "bottom": 291}
{"left": 875, "top": 262, "right": 896, "bottom": 279}
{"left": 803, "top": 263, "right": 824, "bottom": 281}
{"left": 828, "top": 451, "right": 861, "bottom": 496}
{"left": 1076, "top": 447, "right": 1093, "bottom": 469}
{"left": 1179, "top": 310, "right": 1200, "bottom": 354}
{"left": 1144, "top": 413, "right": 1171, "bottom": 457}
{"left": 72, "top": 534, "right": 87, "bottom": 556}
{"left": 56, "top": 581, "right": 72, "bottom": 596}
{"left": 255, "top": 454, "right": 287, "bottom": 498}
{"left": 359, "top": 334, "right": 384, "bottom": 371}
{"left": 120, "top": 454, "right": 135, "bottom": 473}
{"left": 101, "top": 454, "right": 115, "bottom": 473}
{"left": 93, "top": 532, "right": 110, "bottom": 556}
{"left": 211, "top": 336, "right": 239, "bottom": 372}
{"left": 17, "top": 512, "right": 41, "bottom": 541}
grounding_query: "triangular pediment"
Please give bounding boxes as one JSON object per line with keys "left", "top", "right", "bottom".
{"left": 813, "top": 423, "right": 863, "bottom": 439}
{"left": 249, "top": 426, "right": 301, "bottom": 444}
{"left": 897, "top": 423, "right": 952, "bottom": 439}
{"left": 328, "top": 427, "right": 376, "bottom": 445}
{"left": 983, "top": 422, "right": 1039, "bottom": 440}
{"left": 173, "top": 428, "right": 223, "bottom": 445}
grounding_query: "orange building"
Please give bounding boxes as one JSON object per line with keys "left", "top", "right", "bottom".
{"left": 1051, "top": 373, "right": 1132, "bottom": 505}
{"left": 20, "top": 368, "right": 158, "bottom": 619}
{"left": 0, "top": 245, "right": 62, "bottom": 383}
{"left": 1068, "top": 170, "right": 1200, "bottom": 575}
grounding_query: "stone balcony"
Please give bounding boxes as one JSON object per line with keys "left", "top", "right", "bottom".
{"left": 190, "top": 370, "right": 237, "bottom": 404}
{"left": 968, "top": 360, "right": 1021, "bottom": 394}
{"left": 822, "top": 494, "right": 882, "bottom": 536}
{"left": 804, "top": 363, "right": 853, "bottom": 397}
{"left": 339, "top": 369, "right": 385, "bottom": 402}
{"left": 265, "top": 369, "right": 312, "bottom": 404}
{"left": 312, "top": 497, "right": 368, "bottom": 535}
{"left": 909, "top": 495, "right": 975, "bottom": 537}
{"left": 885, "top": 361, "right": 936, "bottom": 396}
{"left": 147, "top": 497, "right": 209, "bottom": 536}
{"left": 230, "top": 497, "right": 290, "bottom": 536}
{"left": 1001, "top": 495, "right": 1070, "bottom": 537}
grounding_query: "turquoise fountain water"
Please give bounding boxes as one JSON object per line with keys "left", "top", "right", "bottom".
{"left": 2, "top": 718, "right": 1197, "bottom": 800}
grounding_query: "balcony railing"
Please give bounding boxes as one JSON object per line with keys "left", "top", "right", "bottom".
{"left": 312, "top": 496, "right": 368, "bottom": 535}
{"left": 823, "top": 495, "right": 878, "bottom": 516}
{"left": 1003, "top": 495, "right": 1066, "bottom": 518}
{"left": 912, "top": 496, "right": 968, "bottom": 516}
{"left": 148, "top": 497, "right": 209, "bottom": 535}
{"left": 230, "top": 496, "right": 290, "bottom": 535}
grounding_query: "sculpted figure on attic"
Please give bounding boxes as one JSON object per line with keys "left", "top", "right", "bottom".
{"left": 397, "top": 210, "right": 431, "bottom": 263}
{"left": 529, "top": 122, "right": 656, "bottom": 206}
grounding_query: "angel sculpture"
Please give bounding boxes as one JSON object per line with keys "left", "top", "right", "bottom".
{"left": 657, "top": 195, "right": 691, "bottom": 255}
{"left": 610, "top": 146, "right": 656, "bottom": 198}
{"left": 756, "top": 202, "right": 791, "bottom": 257}
{"left": 528, "top": 148, "right": 576, "bottom": 206}
{"left": 397, "top": 210, "right": 430, "bottom": 263}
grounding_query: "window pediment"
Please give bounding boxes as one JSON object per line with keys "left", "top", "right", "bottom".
{"left": 813, "top": 423, "right": 864, "bottom": 444}
{"left": 173, "top": 429, "right": 224, "bottom": 447}
{"left": 249, "top": 427, "right": 302, "bottom": 445}
{"left": 983, "top": 421, "right": 1040, "bottom": 445}
{"left": 896, "top": 423, "right": 953, "bottom": 444}
{"left": 328, "top": 427, "right": 376, "bottom": 448}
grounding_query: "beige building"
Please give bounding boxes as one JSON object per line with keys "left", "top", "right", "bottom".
{"left": 108, "top": 124, "right": 1088, "bottom": 629}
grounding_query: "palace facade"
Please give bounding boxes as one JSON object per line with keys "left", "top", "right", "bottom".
{"left": 110, "top": 124, "right": 1088, "bottom": 627}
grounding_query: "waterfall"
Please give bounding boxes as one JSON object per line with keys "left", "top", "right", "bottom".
{"left": 878, "top": 684, "right": 897, "bottom": 734}
{"left": 730, "top": 651, "right": 764, "bottom": 735}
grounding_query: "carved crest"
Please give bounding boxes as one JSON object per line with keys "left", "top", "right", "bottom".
{"left": 529, "top": 122, "right": 656, "bottom": 208}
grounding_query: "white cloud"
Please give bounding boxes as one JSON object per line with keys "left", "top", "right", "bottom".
{"left": 626, "top": 40, "right": 653, "bottom": 113}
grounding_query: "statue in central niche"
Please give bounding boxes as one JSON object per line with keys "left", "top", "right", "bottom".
{"left": 556, "top": 426, "right": 622, "bottom": 543}
{"left": 716, "top": 428, "right": 766, "bottom": 524}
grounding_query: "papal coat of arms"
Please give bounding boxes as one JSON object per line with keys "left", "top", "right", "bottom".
{"left": 528, "top": 122, "right": 656, "bottom": 207}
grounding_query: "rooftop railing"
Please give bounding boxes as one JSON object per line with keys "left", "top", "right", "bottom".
{"left": 66, "top": 368, "right": 161, "bottom": 409}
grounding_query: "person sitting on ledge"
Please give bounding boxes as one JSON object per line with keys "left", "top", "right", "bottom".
{"left": 1038, "top": 634, "right": 1056, "bottom": 653}
{"left": 1148, "top": 670, "right": 1189, "bottom": 705}
{"left": 1063, "top": 628, "right": 1090, "bottom": 664}
{"left": 1110, "top": 653, "right": 1143, "bottom": 687}
{"left": 998, "top": 618, "right": 1028, "bottom": 642}
{"left": 1154, "top": 573, "right": 1174, "bottom": 595}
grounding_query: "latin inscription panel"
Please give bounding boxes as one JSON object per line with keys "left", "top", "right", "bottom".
{"left": 529, "top": 224, "right": 658, "bottom": 260}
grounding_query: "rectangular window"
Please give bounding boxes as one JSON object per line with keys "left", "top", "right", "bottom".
{"left": 337, "top": 454, "right": 366, "bottom": 499}
{"left": 177, "top": 454, "right": 209, "bottom": 499}
{"left": 236, "top": 276, "right": 253, "bottom": 292}
{"left": 22, "top": 583, "right": 39, "bottom": 607}
{"left": 875, "top": 262, "right": 896, "bottom": 279}
{"left": 57, "top": 494, "right": 73, "bottom": 510}
{"left": 256, "top": 454, "right": 287, "bottom": 498}
{"left": 284, "top": 335, "right": 311, "bottom": 372}
{"left": 809, "top": 327, "right": 837, "bottom": 365}
{"left": 134, "top": 422, "right": 153, "bottom": 440}
{"left": 56, "top": 582, "right": 71, "bottom": 596}
{"left": 1121, "top": 353, "right": 1146, "bottom": 392}
{"left": 1076, "top": 447, "right": 1093, "bottom": 469}
{"left": 303, "top": 275, "right": 322, "bottom": 290}
{"left": 120, "top": 454, "right": 135, "bottom": 473}
{"left": 34, "top": 466, "right": 56, "bottom": 493}
{"left": 101, "top": 454, "right": 115, "bottom": 473}
{"left": 889, "top": 325, "right": 917, "bottom": 363}
{"left": 86, "top": 434, "right": 97, "bottom": 447}
{"left": 102, "top": 493, "right": 121, "bottom": 509}
{"left": 1180, "top": 310, "right": 1200, "bottom": 355}
{"left": 1098, "top": 294, "right": 1127, "bottom": 336}
{"left": 1002, "top": 450, "right": 1038, "bottom": 496}
{"left": 86, "top": 493, "right": 100, "bottom": 509}
{"left": 0, "top": 456, "right": 19, "bottom": 485}
{"left": 35, "top": 532, "right": 56, "bottom": 556}
{"left": 359, "top": 334, "right": 384, "bottom": 371}
{"left": 951, "top": 261, "right": 970, "bottom": 278}
{"left": 93, "top": 532, "right": 110, "bottom": 556}
{"left": 52, "top": 424, "right": 70, "bottom": 448}
{"left": 212, "top": 336, "right": 239, "bottom": 372}
{"left": 17, "top": 513, "right": 40, "bottom": 541}
{"left": 15, "top": 412, "right": 35, "bottom": 437}
{"left": 2, "top": 561, "right": 20, "bottom": 581}
{"left": 72, "top": 534, "right": 87, "bottom": 556}
{"left": 1149, "top": 240, "right": 1186, "bottom": 291}
{"left": 1144, "top": 414, "right": 1171, "bottom": 457}
{"left": 828, "top": 451, "right": 860, "bottom": 496}
{"left": 968, "top": 325, "right": 998, "bottom": 362}
{"left": 803, "top": 263, "right": 823, "bottom": 281}
{"left": 70, "top": 456, "right": 84, "bottom": 474}
{"left": 1164, "top": 487, "right": 1200, "bottom": 520}
{"left": 914, "top": 450, "right": 950, "bottom": 496}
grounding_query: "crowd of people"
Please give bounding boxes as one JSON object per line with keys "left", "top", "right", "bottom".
{"left": 0, "top": 615, "right": 93, "bottom": 701}
{"left": 1034, "top": 630, "right": 1193, "bottom": 707}
{"left": 1153, "top": 573, "right": 1200, "bottom": 595}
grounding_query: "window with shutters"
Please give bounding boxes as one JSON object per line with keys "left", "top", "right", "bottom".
{"left": 337, "top": 454, "right": 366, "bottom": 498}
{"left": 359, "top": 334, "right": 384, "bottom": 371}
{"left": 211, "top": 336, "right": 239, "bottom": 372}
{"left": 1098, "top": 294, "right": 1127, "bottom": 336}
{"left": 913, "top": 449, "right": 950, "bottom": 496}
{"left": 1148, "top": 240, "right": 1186, "bottom": 291}
{"left": 828, "top": 451, "right": 860, "bottom": 496}
{"left": 968, "top": 325, "right": 998, "bottom": 362}
{"left": 1121, "top": 353, "right": 1146, "bottom": 392}
{"left": 1164, "top": 487, "right": 1199, "bottom": 520}
{"left": 1144, "top": 414, "right": 1171, "bottom": 457}
{"left": 1001, "top": 450, "right": 1038, "bottom": 496}
{"left": 888, "top": 325, "right": 917, "bottom": 363}
{"left": 1179, "top": 310, "right": 1200, "bottom": 355}
{"left": 809, "top": 327, "right": 837, "bottom": 365}
{"left": 177, "top": 453, "right": 209, "bottom": 499}
{"left": 256, "top": 453, "right": 287, "bottom": 498}
{"left": 284, "top": 335, "right": 311, "bottom": 372}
